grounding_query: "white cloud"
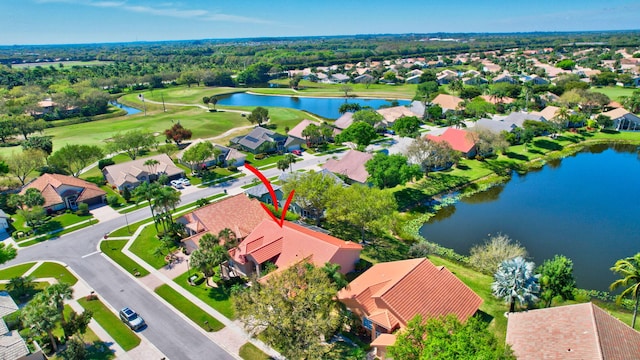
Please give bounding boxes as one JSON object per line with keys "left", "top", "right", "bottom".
{"left": 34, "top": 0, "right": 272, "bottom": 24}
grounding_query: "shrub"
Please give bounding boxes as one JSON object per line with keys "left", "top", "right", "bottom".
{"left": 98, "top": 158, "right": 115, "bottom": 170}
{"left": 409, "top": 241, "right": 439, "bottom": 258}
{"left": 76, "top": 203, "right": 90, "bottom": 216}
{"left": 106, "top": 195, "right": 120, "bottom": 207}
{"left": 469, "top": 233, "right": 527, "bottom": 274}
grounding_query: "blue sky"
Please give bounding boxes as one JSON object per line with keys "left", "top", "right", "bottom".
{"left": 1, "top": 0, "right": 639, "bottom": 45}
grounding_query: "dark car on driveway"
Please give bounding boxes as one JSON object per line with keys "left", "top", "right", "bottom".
{"left": 119, "top": 307, "right": 146, "bottom": 330}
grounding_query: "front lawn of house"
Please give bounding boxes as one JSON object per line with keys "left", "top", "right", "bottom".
{"left": 174, "top": 271, "right": 236, "bottom": 320}
{"left": 100, "top": 240, "right": 150, "bottom": 277}
{"left": 29, "top": 262, "right": 78, "bottom": 285}
{"left": 154, "top": 284, "right": 224, "bottom": 331}
{"left": 77, "top": 297, "right": 141, "bottom": 351}
{"left": 0, "top": 262, "right": 36, "bottom": 280}
{"left": 239, "top": 343, "right": 271, "bottom": 360}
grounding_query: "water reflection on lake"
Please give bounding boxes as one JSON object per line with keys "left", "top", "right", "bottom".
{"left": 420, "top": 144, "right": 640, "bottom": 291}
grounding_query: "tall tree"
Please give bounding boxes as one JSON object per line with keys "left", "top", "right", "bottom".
{"left": 6, "top": 149, "right": 46, "bottom": 185}
{"left": 107, "top": 130, "right": 156, "bottom": 160}
{"left": 365, "top": 153, "right": 423, "bottom": 189}
{"left": 247, "top": 106, "right": 269, "bottom": 126}
{"left": 492, "top": 256, "right": 540, "bottom": 313}
{"left": 48, "top": 144, "right": 104, "bottom": 177}
{"left": 391, "top": 116, "right": 421, "bottom": 137}
{"left": 13, "top": 115, "right": 46, "bottom": 140}
{"left": 0, "top": 243, "right": 17, "bottom": 266}
{"left": 389, "top": 315, "right": 515, "bottom": 360}
{"left": 281, "top": 170, "right": 342, "bottom": 225}
{"left": 537, "top": 254, "right": 576, "bottom": 307}
{"left": 143, "top": 159, "right": 160, "bottom": 181}
{"left": 610, "top": 253, "right": 640, "bottom": 329}
{"left": 21, "top": 292, "right": 61, "bottom": 352}
{"left": 189, "top": 233, "right": 228, "bottom": 283}
{"left": 22, "top": 188, "right": 45, "bottom": 208}
{"left": 153, "top": 186, "right": 181, "bottom": 233}
{"left": 182, "top": 141, "right": 217, "bottom": 172}
{"left": 44, "top": 283, "right": 74, "bottom": 335}
{"left": 405, "top": 137, "right": 460, "bottom": 175}
{"left": 234, "top": 263, "right": 342, "bottom": 360}
{"left": 133, "top": 181, "right": 162, "bottom": 230}
{"left": 0, "top": 118, "right": 17, "bottom": 143}
{"left": 22, "top": 136, "right": 53, "bottom": 155}
{"left": 164, "top": 122, "right": 192, "bottom": 145}
{"left": 335, "top": 121, "right": 377, "bottom": 148}
{"left": 326, "top": 184, "right": 397, "bottom": 241}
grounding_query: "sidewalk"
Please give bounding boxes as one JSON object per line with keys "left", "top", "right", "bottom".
{"left": 112, "top": 222, "right": 283, "bottom": 359}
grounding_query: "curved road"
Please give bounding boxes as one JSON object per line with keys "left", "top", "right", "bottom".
{"left": 3, "top": 153, "right": 338, "bottom": 359}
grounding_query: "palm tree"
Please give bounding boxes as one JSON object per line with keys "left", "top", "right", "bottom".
{"left": 277, "top": 159, "right": 289, "bottom": 173}
{"left": 554, "top": 106, "right": 570, "bottom": 130}
{"left": 610, "top": 253, "right": 640, "bottom": 329}
{"left": 134, "top": 181, "right": 161, "bottom": 231}
{"left": 218, "top": 228, "right": 237, "bottom": 249}
{"left": 22, "top": 292, "right": 61, "bottom": 352}
{"left": 7, "top": 275, "right": 35, "bottom": 300}
{"left": 210, "top": 96, "right": 218, "bottom": 110}
{"left": 153, "top": 187, "right": 181, "bottom": 233}
{"left": 492, "top": 256, "right": 540, "bottom": 313}
{"left": 284, "top": 153, "right": 296, "bottom": 173}
{"left": 44, "top": 283, "right": 73, "bottom": 333}
{"left": 322, "top": 262, "right": 348, "bottom": 290}
{"left": 143, "top": 159, "right": 160, "bottom": 181}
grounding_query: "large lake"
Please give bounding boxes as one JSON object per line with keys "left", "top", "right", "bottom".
{"left": 216, "top": 93, "right": 410, "bottom": 119}
{"left": 419, "top": 144, "right": 640, "bottom": 291}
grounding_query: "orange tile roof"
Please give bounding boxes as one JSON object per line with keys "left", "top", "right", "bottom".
{"left": 431, "top": 94, "right": 464, "bottom": 111}
{"left": 337, "top": 258, "right": 482, "bottom": 330}
{"left": 602, "top": 107, "right": 631, "bottom": 120}
{"left": 376, "top": 106, "right": 416, "bottom": 123}
{"left": 426, "top": 128, "right": 476, "bottom": 154}
{"left": 179, "top": 194, "right": 272, "bottom": 247}
{"left": 287, "top": 119, "right": 321, "bottom": 140}
{"left": 480, "top": 95, "right": 515, "bottom": 105}
{"left": 231, "top": 220, "right": 362, "bottom": 273}
{"left": 21, "top": 173, "right": 106, "bottom": 208}
{"left": 506, "top": 302, "right": 640, "bottom": 360}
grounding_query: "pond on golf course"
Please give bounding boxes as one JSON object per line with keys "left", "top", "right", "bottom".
{"left": 216, "top": 92, "right": 410, "bottom": 119}
{"left": 419, "top": 143, "right": 640, "bottom": 291}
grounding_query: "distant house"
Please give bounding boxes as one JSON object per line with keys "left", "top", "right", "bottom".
{"left": 21, "top": 173, "right": 106, "bottom": 212}
{"left": 228, "top": 219, "right": 362, "bottom": 278}
{"left": 231, "top": 127, "right": 287, "bottom": 154}
{"left": 601, "top": 108, "right": 640, "bottom": 131}
{"left": 353, "top": 74, "right": 375, "bottom": 84}
{"left": 408, "top": 100, "right": 426, "bottom": 118}
{"left": 520, "top": 74, "right": 549, "bottom": 85}
{"left": 493, "top": 73, "right": 517, "bottom": 84}
{"left": 178, "top": 194, "right": 272, "bottom": 253}
{"left": 474, "top": 118, "right": 517, "bottom": 134}
{"left": 322, "top": 150, "right": 373, "bottom": 184}
{"left": 244, "top": 183, "right": 283, "bottom": 206}
{"left": 278, "top": 169, "right": 345, "bottom": 218}
{"left": 532, "top": 105, "right": 561, "bottom": 122}
{"left": 376, "top": 106, "right": 416, "bottom": 126}
{"left": 337, "top": 258, "right": 483, "bottom": 358}
{"left": 463, "top": 76, "right": 488, "bottom": 85}
{"left": 329, "top": 73, "right": 350, "bottom": 83}
{"left": 426, "top": 128, "right": 477, "bottom": 158}
{"left": 405, "top": 74, "right": 421, "bottom": 84}
{"left": 436, "top": 70, "right": 458, "bottom": 85}
{"left": 430, "top": 94, "right": 464, "bottom": 113}
{"left": 501, "top": 111, "right": 547, "bottom": 128}
{"left": 506, "top": 302, "right": 640, "bottom": 360}
{"left": 177, "top": 141, "right": 246, "bottom": 168}
{"left": 286, "top": 119, "right": 337, "bottom": 149}
{"left": 334, "top": 112, "right": 355, "bottom": 130}
{"left": 102, "top": 154, "right": 184, "bottom": 191}
{"left": 480, "top": 95, "right": 515, "bottom": 105}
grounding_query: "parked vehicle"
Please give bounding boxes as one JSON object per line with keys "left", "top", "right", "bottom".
{"left": 178, "top": 178, "right": 191, "bottom": 186}
{"left": 170, "top": 180, "right": 184, "bottom": 189}
{"left": 292, "top": 149, "right": 303, "bottom": 156}
{"left": 119, "top": 307, "right": 146, "bottom": 330}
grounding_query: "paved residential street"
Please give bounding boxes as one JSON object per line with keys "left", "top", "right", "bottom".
{"left": 1, "top": 152, "right": 341, "bottom": 359}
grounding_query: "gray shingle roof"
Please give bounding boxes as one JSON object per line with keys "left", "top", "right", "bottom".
{"left": 0, "top": 329, "right": 30, "bottom": 360}
{"left": 0, "top": 293, "right": 18, "bottom": 318}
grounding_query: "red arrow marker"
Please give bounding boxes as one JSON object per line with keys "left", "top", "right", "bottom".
{"left": 244, "top": 164, "right": 295, "bottom": 228}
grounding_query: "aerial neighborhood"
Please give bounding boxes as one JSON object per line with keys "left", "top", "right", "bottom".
{"left": 0, "top": 27, "right": 640, "bottom": 360}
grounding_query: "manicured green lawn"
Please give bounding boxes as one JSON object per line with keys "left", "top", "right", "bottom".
{"left": 154, "top": 284, "right": 224, "bottom": 331}
{"left": 77, "top": 298, "right": 141, "bottom": 351}
{"left": 133, "top": 86, "right": 245, "bottom": 104}
{"left": 128, "top": 224, "right": 170, "bottom": 269}
{"left": 174, "top": 271, "right": 236, "bottom": 319}
{"left": 239, "top": 342, "right": 271, "bottom": 360}
{"left": 591, "top": 86, "right": 637, "bottom": 101}
{"left": 11, "top": 212, "right": 94, "bottom": 234}
{"left": 100, "top": 240, "right": 150, "bottom": 277}
{"left": 29, "top": 262, "right": 78, "bottom": 285}
{"left": 0, "top": 262, "right": 36, "bottom": 280}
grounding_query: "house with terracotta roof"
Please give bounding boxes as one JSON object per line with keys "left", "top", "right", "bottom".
{"left": 102, "top": 154, "right": 184, "bottom": 191}
{"left": 506, "top": 302, "right": 640, "bottom": 360}
{"left": 20, "top": 173, "right": 106, "bottom": 212}
{"left": 532, "top": 105, "right": 561, "bottom": 122}
{"left": 322, "top": 150, "right": 373, "bottom": 184}
{"left": 228, "top": 219, "right": 362, "bottom": 278}
{"left": 334, "top": 112, "right": 355, "bottom": 130}
{"left": 178, "top": 194, "right": 272, "bottom": 252}
{"left": 426, "top": 128, "right": 477, "bottom": 158}
{"left": 337, "top": 258, "right": 483, "bottom": 357}
{"left": 430, "top": 94, "right": 464, "bottom": 113}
